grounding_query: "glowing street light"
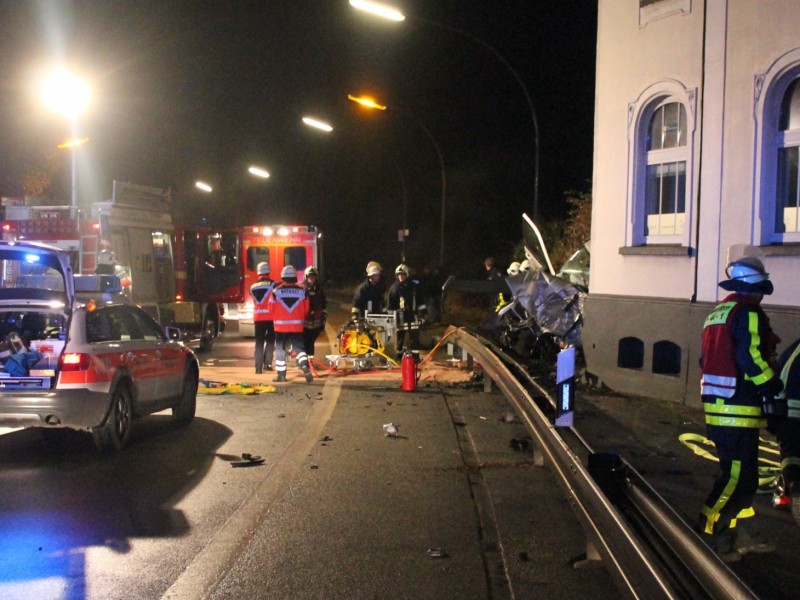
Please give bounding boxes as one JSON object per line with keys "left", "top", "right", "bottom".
{"left": 195, "top": 181, "right": 213, "bottom": 193}
{"left": 40, "top": 68, "right": 91, "bottom": 208}
{"left": 57, "top": 137, "right": 89, "bottom": 150}
{"left": 348, "top": 93, "right": 446, "bottom": 267}
{"left": 301, "top": 116, "right": 334, "bottom": 132}
{"left": 348, "top": 0, "right": 405, "bottom": 22}
{"left": 350, "top": 1, "right": 541, "bottom": 218}
{"left": 248, "top": 165, "right": 270, "bottom": 179}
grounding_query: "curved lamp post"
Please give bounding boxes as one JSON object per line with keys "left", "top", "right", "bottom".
{"left": 349, "top": 0, "right": 540, "bottom": 218}
{"left": 347, "top": 94, "right": 446, "bottom": 267}
{"left": 301, "top": 114, "right": 410, "bottom": 261}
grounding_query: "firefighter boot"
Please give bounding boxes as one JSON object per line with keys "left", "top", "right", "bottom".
{"left": 273, "top": 371, "right": 287, "bottom": 383}
{"left": 301, "top": 365, "right": 314, "bottom": 383}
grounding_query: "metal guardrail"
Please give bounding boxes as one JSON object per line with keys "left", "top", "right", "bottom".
{"left": 446, "top": 327, "right": 758, "bottom": 600}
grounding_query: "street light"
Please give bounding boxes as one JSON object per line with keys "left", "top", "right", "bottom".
{"left": 248, "top": 165, "right": 270, "bottom": 179}
{"left": 348, "top": 94, "right": 446, "bottom": 267}
{"left": 350, "top": 1, "right": 541, "bottom": 218}
{"left": 40, "top": 68, "right": 91, "bottom": 209}
{"left": 195, "top": 181, "right": 213, "bottom": 193}
{"left": 301, "top": 114, "right": 410, "bottom": 261}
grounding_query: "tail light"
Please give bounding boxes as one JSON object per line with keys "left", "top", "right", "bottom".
{"left": 59, "top": 352, "right": 90, "bottom": 371}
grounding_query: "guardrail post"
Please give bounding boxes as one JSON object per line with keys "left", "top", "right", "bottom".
{"left": 572, "top": 538, "right": 603, "bottom": 570}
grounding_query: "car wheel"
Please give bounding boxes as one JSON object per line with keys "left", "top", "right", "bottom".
{"left": 199, "top": 311, "right": 218, "bottom": 353}
{"left": 92, "top": 385, "right": 133, "bottom": 452}
{"left": 172, "top": 366, "right": 198, "bottom": 424}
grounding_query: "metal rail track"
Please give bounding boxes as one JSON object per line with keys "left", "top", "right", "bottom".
{"left": 445, "top": 326, "right": 759, "bottom": 600}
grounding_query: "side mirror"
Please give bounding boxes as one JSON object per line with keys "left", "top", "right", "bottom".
{"left": 165, "top": 326, "right": 182, "bottom": 341}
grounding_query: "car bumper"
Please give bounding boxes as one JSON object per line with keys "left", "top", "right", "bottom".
{"left": 0, "top": 389, "right": 110, "bottom": 430}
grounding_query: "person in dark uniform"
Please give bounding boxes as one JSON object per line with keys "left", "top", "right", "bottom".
{"left": 387, "top": 264, "right": 425, "bottom": 353}
{"left": 352, "top": 261, "right": 386, "bottom": 316}
{"left": 302, "top": 266, "right": 327, "bottom": 364}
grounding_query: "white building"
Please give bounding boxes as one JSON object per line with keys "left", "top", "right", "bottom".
{"left": 584, "top": 0, "right": 800, "bottom": 404}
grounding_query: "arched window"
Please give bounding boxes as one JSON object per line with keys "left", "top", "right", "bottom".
{"left": 626, "top": 81, "right": 696, "bottom": 247}
{"left": 776, "top": 78, "right": 800, "bottom": 234}
{"left": 645, "top": 101, "right": 688, "bottom": 237}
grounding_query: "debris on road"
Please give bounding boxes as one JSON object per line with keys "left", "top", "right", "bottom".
{"left": 426, "top": 547, "right": 448, "bottom": 558}
{"left": 231, "top": 453, "right": 266, "bottom": 467}
{"left": 383, "top": 423, "right": 400, "bottom": 437}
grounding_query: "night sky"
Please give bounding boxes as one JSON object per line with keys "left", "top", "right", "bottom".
{"left": 0, "top": 0, "right": 597, "bottom": 278}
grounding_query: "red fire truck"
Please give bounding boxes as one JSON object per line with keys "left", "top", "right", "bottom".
{"left": 1, "top": 182, "right": 226, "bottom": 351}
{"left": 220, "top": 224, "right": 323, "bottom": 336}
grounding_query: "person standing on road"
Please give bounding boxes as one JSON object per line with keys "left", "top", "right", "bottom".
{"left": 302, "top": 266, "right": 327, "bottom": 366}
{"left": 387, "top": 264, "right": 425, "bottom": 354}
{"left": 697, "top": 251, "right": 785, "bottom": 560}
{"left": 776, "top": 336, "right": 800, "bottom": 521}
{"left": 484, "top": 257, "right": 502, "bottom": 281}
{"left": 250, "top": 262, "right": 276, "bottom": 374}
{"left": 352, "top": 261, "right": 386, "bottom": 316}
{"left": 268, "top": 265, "right": 313, "bottom": 383}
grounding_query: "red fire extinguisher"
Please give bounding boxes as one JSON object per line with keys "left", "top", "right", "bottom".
{"left": 401, "top": 349, "right": 418, "bottom": 392}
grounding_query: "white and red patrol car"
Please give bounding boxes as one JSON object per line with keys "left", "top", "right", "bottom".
{"left": 0, "top": 240, "right": 199, "bottom": 451}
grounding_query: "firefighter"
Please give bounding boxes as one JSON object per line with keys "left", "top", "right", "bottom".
{"left": 776, "top": 336, "right": 800, "bottom": 523}
{"left": 697, "top": 251, "right": 785, "bottom": 561}
{"left": 387, "top": 264, "right": 425, "bottom": 354}
{"left": 96, "top": 239, "right": 116, "bottom": 275}
{"left": 352, "top": 261, "right": 386, "bottom": 316}
{"left": 496, "top": 262, "right": 521, "bottom": 311}
{"left": 268, "top": 265, "right": 313, "bottom": 383}
{"left": 302, "top": 266, "right": 327, "bottom": 364}
{"left": 250, "top": 262, "right": 276, "bottom": 374}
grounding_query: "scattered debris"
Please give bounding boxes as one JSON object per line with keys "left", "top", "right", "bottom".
{"left": 383, "top": 423, "right": 400, "bottom": 437}
{"left": 231, "top": 453, "right": 265, "bottom": 467}
{"left": 310, "top": 464, "right": 319, "bottom": 470}
{"left": 321, "top": 435, "right": 332, "bottom": 442}
{"left": 519, "top": 551, "right": 530, "bottom": 562}
{"left": 426, "top": 547, "right": 449, "bottom": 558}
{"left": 503, "top": 411, "right": 517, "bottom": 423}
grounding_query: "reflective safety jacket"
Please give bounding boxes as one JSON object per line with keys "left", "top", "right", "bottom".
{"left": 700, "top": 293, "right": 779, "bottom": 428}
{"left": 267, "top": 282, "right": 309, "bottom": 333}
{"left": 250, "top": 277, "right": 276, "bottom": 322}
{"left": 779, "top": 338, "right": 800, "bottom": 420}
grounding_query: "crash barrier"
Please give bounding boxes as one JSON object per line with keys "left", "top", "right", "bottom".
{"left": 446, "top": 327, "right": 758, "bottom": 600}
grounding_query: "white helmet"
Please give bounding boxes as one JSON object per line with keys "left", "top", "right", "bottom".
{"left": 281, "top": 265, "right": 297, "bottom": 280}
{"left": 507, "top": 261, "right": 520, "bottom": 276}
{"left": 519, "top": 259, "right": 531, "bottom": 272}
{"left": 395, "top": 264, "right": 409, "bottom": 276}
{"left": 304, "top": 266, "right": 318, "bottom": 278}
{"left": 726, "top": 257, "right": 768, "bottom": 284}
{"left": 366, "top": 261, "right": 382, "bottom": 277}
{"left": 257, "top": 262, "right": 271, "bottom": 276}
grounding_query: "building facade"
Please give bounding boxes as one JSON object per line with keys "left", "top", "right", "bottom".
{"left": 584, "top": 0, "right": 800, "bottom": 405}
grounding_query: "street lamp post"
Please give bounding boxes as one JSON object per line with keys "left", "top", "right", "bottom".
{"left": 349, "top": 0, "right": 541, "bottom": 219}
{"left": 40, "top": 69, "right": 91, "bottom": 209}
{"left": 301, "top": 115, "right": 410, "bottom": 262}
{"left": 347, "top": 95, "right": 446, "bottom": 267}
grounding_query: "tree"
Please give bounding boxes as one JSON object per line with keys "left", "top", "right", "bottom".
{"left": 547, "top": 191, "right": 591, "bottom": 268}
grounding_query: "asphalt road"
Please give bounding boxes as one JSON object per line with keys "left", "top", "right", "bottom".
{"left": 0, "top": 327, "right": 618, "bottom": 600}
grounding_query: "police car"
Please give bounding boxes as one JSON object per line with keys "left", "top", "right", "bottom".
{"left": 0, "top": 241, "right": 199, "bottom": 451}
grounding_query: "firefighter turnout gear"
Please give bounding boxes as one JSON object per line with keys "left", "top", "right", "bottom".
{"left": 698, "top": 287, "right": 783, "bottom": 556}
{"left": 388, "top": 265, "right": 425, "bottom": 353}
{"left": 250, "top": 273, "right": 276, "bottom": 374}
{"left": 267, "top": 273, "right": 313, "bottom": 383}
{"left": 353, "top": 265, "right": 386, "bottom": 316}
{"left": 303, "top": 267, "right": 327, "bottom": 361}
{"left": 776, "top": 338, "right": 800, "bottom": 506}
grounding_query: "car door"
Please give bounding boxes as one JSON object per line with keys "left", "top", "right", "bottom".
{"left": 111, "top": 306, "right": 161, "bottom": 409}
{"left": 129, "top": 306, "right": 184, "bottom": 403}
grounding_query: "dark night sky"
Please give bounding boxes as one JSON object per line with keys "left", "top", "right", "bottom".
{"left": 0, "top": 0, "right": 597, "bottom": 277}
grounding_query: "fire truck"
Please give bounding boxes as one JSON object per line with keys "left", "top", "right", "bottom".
{"left": 0, "top": 182, "right": 226, "bottom": 351}
{"left": 219, "top": 224, "right": 323, "bottom": 336}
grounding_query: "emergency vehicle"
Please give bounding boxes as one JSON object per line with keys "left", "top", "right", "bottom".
{"left": 220, "top": 224, "right": 323, "bottom": 336}
{"left": 0, "top": 182, "right": 225, "bottom": 350}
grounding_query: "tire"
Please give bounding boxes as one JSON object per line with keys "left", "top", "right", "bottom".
{"left": 199, "top": 313, "right": 218, "bottom": 353}
{"left": 172, "top": 366, "right": 198, "bottom": 424}
{"left": 92, "top": 385, "right": 133, "bottom": 452}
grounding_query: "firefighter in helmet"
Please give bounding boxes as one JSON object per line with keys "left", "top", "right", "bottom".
{"left": 267, "top": 265, "right": 313, "bottom": 383}
{"left": 302, "top": 266, "right": 327, "bottom": 364}
{"left": 352, "top": 260, "right": 386, "bottom": 316}
{"left": 250, "top": 262, "right": 276, "bottom": 374}
{"left": 96, "top": 239, "right": 117, "bottom": 275}
{"left": 697, "top": 248, "right": 784, "bottom": 561}
{"left": 387, "top": 264, "right": 425, "bottom": 354}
